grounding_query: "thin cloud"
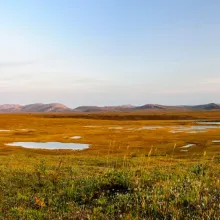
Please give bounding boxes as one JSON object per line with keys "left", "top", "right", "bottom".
{"left": 158, "top": 85, "right": 220, "bottom": 95}
{"left": 0, "top": 61, "right": 36, "bottom": 68}
{"left": 72, "top": 77, "right": 111, "bottom": 84}
{"left": 198, "top": 76, "right": 220, "bottom": 85}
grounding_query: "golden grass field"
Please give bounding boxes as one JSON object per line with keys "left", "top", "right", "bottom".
{"left": 0, "top": 112, "right": 219, "bottom": 219}
{"left": 0, "top": 111, "right": 220, "bottom": 157}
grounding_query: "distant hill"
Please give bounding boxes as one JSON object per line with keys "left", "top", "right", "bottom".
{"left": 187, "top": 103, "right": 220, "bottom": 110}
{"left": 73, "top": 106, "right": 102, "bottom": 112}
{"left": 73, "top": 105, "right": 135, "bottom": 112}
{"left": 134, "top": 104, "right": 167, "bottom": 110}
{"left": 20, "top": 103, "right": 71, "bottom": 112}
{"left": 0, "top": 104, "right": 22, "bottom": 112}
{"left": 0, "top": 103, "right": 219, "bottom": 113}
{"left": 0, "top": 103, "right": 71, "bottom": 113}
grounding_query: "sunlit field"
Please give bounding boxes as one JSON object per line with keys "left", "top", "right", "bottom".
{"left": 0, "top": 112, "right": 219, "bottom": 219}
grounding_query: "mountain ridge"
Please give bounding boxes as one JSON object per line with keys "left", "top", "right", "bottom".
{"left": 0, "top": 103, "right": 220, "bottom": 112}
{"left": 0, "top": 103, "right": 71, "bottom": 113}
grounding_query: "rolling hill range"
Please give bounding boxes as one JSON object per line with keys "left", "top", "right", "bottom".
{"left": 0, "top": 103, "right": 219, "bottom": 113}
{"left": 0, "top": 103, "right": 71, "bottom": 113}
{"left": 73, "top": 105, "right": 135, "bottom": 112}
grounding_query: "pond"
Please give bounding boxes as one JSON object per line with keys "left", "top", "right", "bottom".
{"left": 126, "top": 124, "right": 220, "bottom": 133}
{"left": 139, "top": 126, "right": 163, "bottom": 130}
{"left": 181, "top": 144, "right": 195, "bottom": 148}
{"left": 169, "top": 125, "right": 219, "bottom": 133}
{"left": 196, "top": 122, "right": 220, "bottom": 125}
{"left": 70, "top": 136, "right": 82, "bottom": 139}
{"left": 0, "top": 130, "right": 12, "bottom": 132}
{"left": 108, "top": 127, "right": 123, "bottom": 130}
{"left": 6, "top": 142, "right": 89, "bottom": 150}
{"left": 212, "top": 140, "right": 220, "bottom": 143}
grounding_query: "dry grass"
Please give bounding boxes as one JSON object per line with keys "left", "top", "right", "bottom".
{"left": 0, "top": 112, "right": 219, "bottom": 157}
{"left": 0, "top": 112, "right": 219, "bottom": 219}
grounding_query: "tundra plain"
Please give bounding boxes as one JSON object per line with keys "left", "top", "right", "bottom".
{"left": 0, "top": 111, "right": 219, "bottom": 219}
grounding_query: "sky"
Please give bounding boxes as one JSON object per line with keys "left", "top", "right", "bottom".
{"left": 0, "top": 0, "right": 220, "bottom": 107}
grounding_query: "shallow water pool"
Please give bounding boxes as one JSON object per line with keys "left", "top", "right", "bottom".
{"left": 181, "top": 144, "right": 195, "bottom": 148}
{"left": 197, "top": 122, "right": 220, "bottom": 125}
{"left": 6, "top": 142, "right": 89, "bottom": 150}
{"left": 212, "top": 140, "right": 220, "bottom": 143}
{"left": 70, "top": 136, "right": 82, "bottom": 139}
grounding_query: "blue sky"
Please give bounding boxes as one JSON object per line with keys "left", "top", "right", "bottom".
{"left": 0, "top": 0, "right": 220, "bottom": 107}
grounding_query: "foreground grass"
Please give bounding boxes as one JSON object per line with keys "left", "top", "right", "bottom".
{"left": 0, "top": 153, "right": 219, "bottom": 219}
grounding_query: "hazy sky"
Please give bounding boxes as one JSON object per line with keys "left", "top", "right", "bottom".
{"left": 0, "top": 0, "right": 220, "bottom": 107}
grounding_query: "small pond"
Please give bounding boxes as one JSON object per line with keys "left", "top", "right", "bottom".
{"left": 70, "top": 136, "right": 82, "bottom": 139}
{"left": 108, "top": 127, "right": 123, "bottom": 130}
{"left": 0, "top": 130, "right": 12, "bottom": 132}
{"left": 169, "top": 125, "right": 219, "bottom": 133}
{"left": 196, "top": 122, "right": 220, "bottom": 125}
{"left": 181, "top": 144, "right": 195, "bottom": 149}
{"left": 212, "top": 140, "right": 220, "bottom": 143}
{"left": 6, "top": 142, "right": 89, "bottom": 150}
{"left": 139, "top": 126, "right": 163, "bottom": 130}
